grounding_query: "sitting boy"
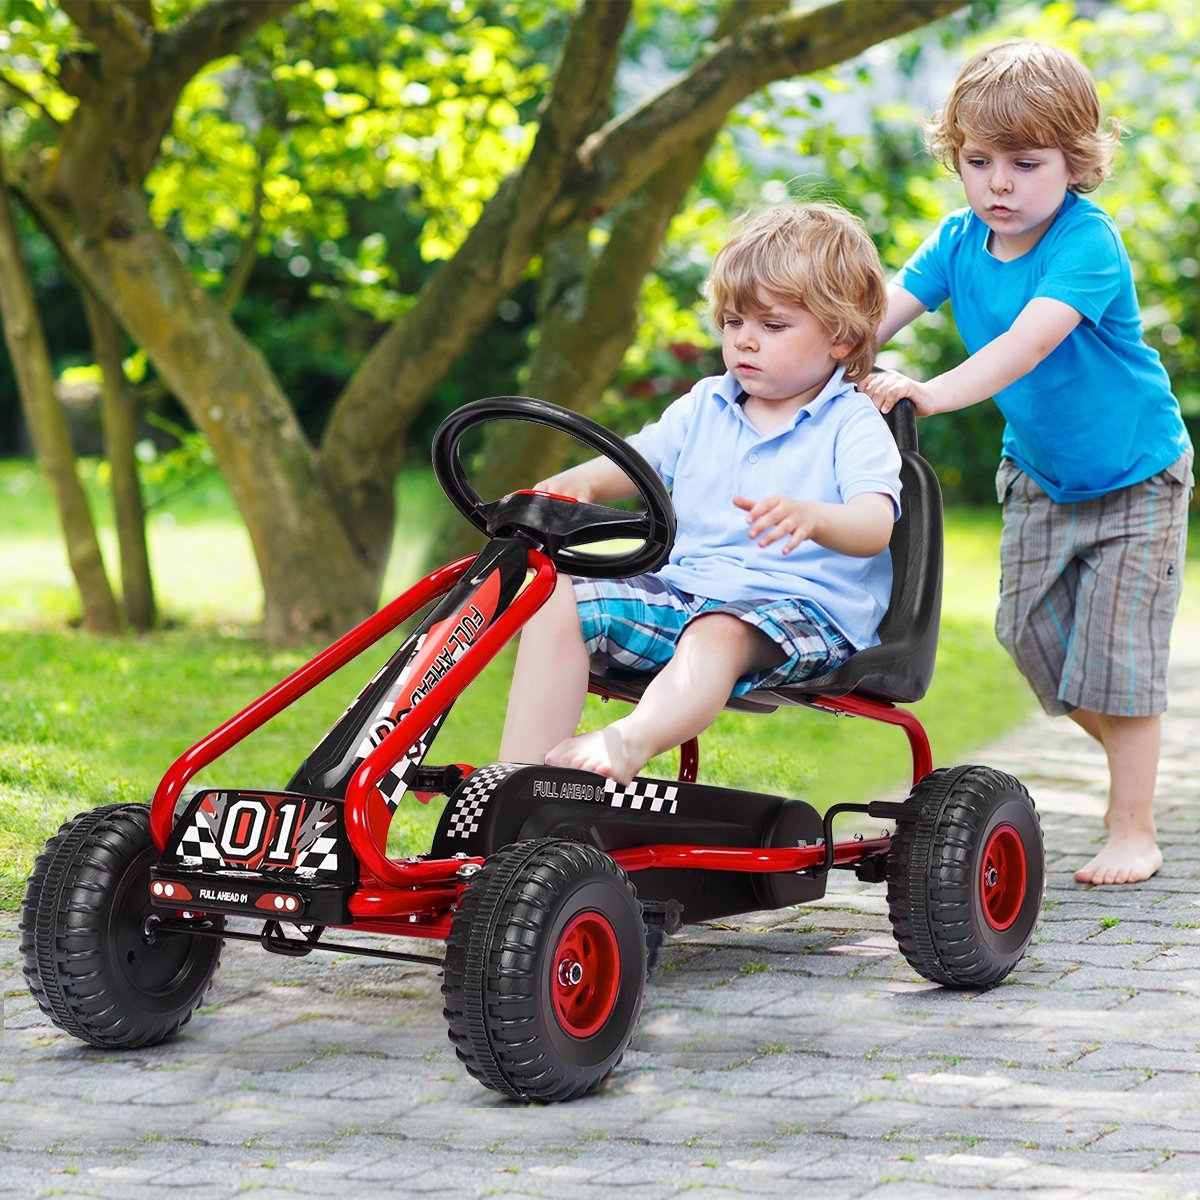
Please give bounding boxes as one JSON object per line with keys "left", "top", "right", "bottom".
{"left": 500, "top": 203, "right": 903, "bottom": 784}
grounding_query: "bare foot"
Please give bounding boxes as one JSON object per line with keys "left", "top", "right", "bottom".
{"left": 545, "top": 724, "right": 648, "bottom": 784}
{"left": 1074, "top": 835, "right": 1163, "bottom": 885}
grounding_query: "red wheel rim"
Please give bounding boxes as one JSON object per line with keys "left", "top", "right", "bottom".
{"left": 550, "top": 911, "right": 621, "bottom": 1038}
{"left": 980, "top": 823, "right": 1027, "bottom": 932}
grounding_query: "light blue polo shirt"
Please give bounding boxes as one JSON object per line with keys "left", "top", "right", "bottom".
{"left": 895, "top": 193, "right": 1190, "bottom": 502}
{"left": 628, "top": 368, "right": 902, "bottom": 650}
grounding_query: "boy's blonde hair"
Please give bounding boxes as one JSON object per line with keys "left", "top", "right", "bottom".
{"left": 928, "top": 39, "right": 1117, "bottom": 193}
{"left": 707, "top": 203, "right": 886, "bottom": 382}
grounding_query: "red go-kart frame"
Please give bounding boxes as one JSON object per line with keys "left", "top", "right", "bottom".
{"left": 21, "top": 396, "right": 1043, "bottom": 1104}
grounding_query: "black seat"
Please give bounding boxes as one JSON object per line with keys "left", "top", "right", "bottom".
{"left": 588, "top": 401, "right": 943, "bottom": 714}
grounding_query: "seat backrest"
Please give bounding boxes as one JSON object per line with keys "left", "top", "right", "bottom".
{"left": 736, "top": 400, "right": 944, "bottom": 707}
{"left": 867, "top": 406, "right": 944, "bottom": 698}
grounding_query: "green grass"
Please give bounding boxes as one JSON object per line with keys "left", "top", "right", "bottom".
{"left": 0, "top": 457, "right": 1043, "bottom": 910}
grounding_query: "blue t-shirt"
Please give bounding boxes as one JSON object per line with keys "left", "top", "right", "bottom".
{"left": 894, "top": 192, "right": 1190, "bottom": 502}
{"left": 628, "top": 368, "right": 902, "bottom": 650}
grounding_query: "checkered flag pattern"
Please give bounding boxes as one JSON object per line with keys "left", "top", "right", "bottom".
{"left": 168, "top": 792, "right": 345, "bottom": 878}
{"left": 443, "top": 762, "right": 523, "bottom": 840}
{"left": 377, "top": 727, "right": 434, "bottom": 813}
{"left": 602, "top": 778, "right": 679, "bottom": 814}
{"left": 175, "top": 812, "right": 222, "bottom": 867}
{"left": 291, "top": 832, "right": 341, "bottom": 877}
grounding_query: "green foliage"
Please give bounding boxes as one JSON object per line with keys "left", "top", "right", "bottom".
{"left": 151, "top": 0, "right": 558, "bottom": 269}
{"left": 590, "top": 0, "right": 1200, "bottom": 501}
{"left": 0, "top": 0, "right": 575, "bottom": 448}
{"left": 6, "top": 1, "right": 1198, "bottom": 510}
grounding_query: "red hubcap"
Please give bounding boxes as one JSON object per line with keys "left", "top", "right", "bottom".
{"left": 980, "top": 824, "right": 1027, "bottom": 932}
{"left": 551, "top": 911, "right": 620, "bottom": 1038}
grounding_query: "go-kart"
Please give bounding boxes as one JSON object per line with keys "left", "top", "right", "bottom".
{"left": 20, "top": 396, "right": 1043, "bottom": 1104}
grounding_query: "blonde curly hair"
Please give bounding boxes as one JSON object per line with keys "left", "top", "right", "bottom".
{"left": 707, "top": 203, "right": 886, "bottom": 383}
{"left": 927, "top": 39, "right": 1119, "bottom": 194}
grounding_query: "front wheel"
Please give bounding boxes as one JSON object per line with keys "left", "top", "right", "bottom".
{"left": 20, "top": 803, "right": 223, "bottom": 1047}
{"left": 442, "top": 838, "right": 646, "bottom": 1102}
{"left": 886, "top": 765, "right": 1043, "bottom": 988}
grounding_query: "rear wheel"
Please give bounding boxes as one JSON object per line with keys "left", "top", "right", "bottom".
{"left": 442, "top": 838, "right": 646, "bottom": 1102}
{"left": 20, "top": 804, "right": 223, "bottom": 1047}
{"left": 886, "top": 765, "right": 1043, "bottom": 987}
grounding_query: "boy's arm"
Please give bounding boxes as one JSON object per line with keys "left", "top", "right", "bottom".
{"left": 733, "top": 492, "right": 895, "bottom": 558}
{"left": 863, "top": 297, "right": 1083, "bottom": 415}
{"left": 533, "top": 455, "right": 639, "bottom": 504}
{"left": 876, "top": 284, "right": 928, "bottom": 349}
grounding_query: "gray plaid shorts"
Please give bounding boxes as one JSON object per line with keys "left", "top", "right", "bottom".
{"left": 994, "top": 451, "right": 1193, "bottom": 717}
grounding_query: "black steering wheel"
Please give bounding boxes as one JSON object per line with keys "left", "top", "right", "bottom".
{"left": 432, "top": 396, "right": 676, "bottom": 580}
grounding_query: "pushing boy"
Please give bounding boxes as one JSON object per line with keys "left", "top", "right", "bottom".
{"left": 862, "top": 40, "right": 1193, "bottom": 886}
{"left": 501, "top": 203, "right": 902, "bottom": 786}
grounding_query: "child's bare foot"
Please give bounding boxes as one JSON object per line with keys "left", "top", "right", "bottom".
{"left": 1074, "top": 835, "right": 1162, "bottom": 885}
{"left": 545, "top": 724, "right": 648, "bottom": 784}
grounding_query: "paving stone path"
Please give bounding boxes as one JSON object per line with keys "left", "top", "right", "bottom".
{"left": 3, "top": 628, "right": 1199, "bottom": 1200}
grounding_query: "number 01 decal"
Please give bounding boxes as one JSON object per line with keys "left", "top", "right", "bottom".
{"left": 216, "top": 795, "right": 307, "bottom": 868}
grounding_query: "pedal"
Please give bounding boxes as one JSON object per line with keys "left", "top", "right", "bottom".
{"left": 641, "top": 898, "right": 684, "bottom": 935}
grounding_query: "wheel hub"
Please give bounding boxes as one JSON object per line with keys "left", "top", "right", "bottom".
{"left": 980, "top": 823, "right": 1027, "bottom": 932}
{"left": 557, "top": 958, "right": 584, "bottom": 987}
{"left": 550, "top": 910, "right": 620, "bottom": 1038}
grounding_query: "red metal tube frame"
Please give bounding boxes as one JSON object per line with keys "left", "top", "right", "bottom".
{"left": 342, "top": 551, "right": 556, "bottom": 886}
{"left": 149, "top": 551, "right": 556, "bottom": 855}
{"left": 151, "top": 556, "right": 478, "bottom": 849}
{"left": 336, "top": 833, "right": 895, "bottom": 942}
{"left": 809, "top": 693, "right": 933, "bottom": 784}
{"left": 592, "top": 688, "right": 931, "bottom": 787}
{"left": 611, "top": 837, "right": 892, "bottom": 875}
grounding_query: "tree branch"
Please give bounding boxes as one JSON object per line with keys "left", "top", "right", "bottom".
{"left": 155, "top": 0, "right": 300, "bottom": 85}
{"left": 558, "top": 0, "right": 965, "bottom": 229}
{"left": 220, "top": 158, "right": 265, "bottom": 315}
{"left": 60, "top": 1, "right": 152, "bottom": 73}
{"left": 319, "top": 0, "right": 633, "bottom": 525}
{"left": 46, "top": 0, "right": 300, "bottom": 209}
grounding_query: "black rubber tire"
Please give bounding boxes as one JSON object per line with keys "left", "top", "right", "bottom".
{"left": 19, "top": 804, "right": 223, "bottom": 1047}
{"left": 442, "top": 838, "right": 646, "bottom": 1103}
{"left": 886, "top": 765, "right": 1043, "bottom": 988}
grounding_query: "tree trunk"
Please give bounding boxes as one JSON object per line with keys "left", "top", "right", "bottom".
{"left": 317, "top": 0, "right": 635, "bottom": 559}
{"left": 434, "top": 112, "right": 724, "bottom": 564}
{"left": 80, "top": 286, "right": 156, "bottom": 630}
{"left": 27, "top": 180, "right": 379, "bottom": 642}
{"left": 0, "top": 167, "right": 121, "bottom": 633}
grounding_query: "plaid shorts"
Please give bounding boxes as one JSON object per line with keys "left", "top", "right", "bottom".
{"left": 574, "top": 573, "right": 854, "bottom": 697}
{"left": 995, "top": 451, "right": 1193, "bottom": 717}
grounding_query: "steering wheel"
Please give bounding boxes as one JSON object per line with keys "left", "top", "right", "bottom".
{"left": 432, "top": 396, "right": 676, "bottom": 580}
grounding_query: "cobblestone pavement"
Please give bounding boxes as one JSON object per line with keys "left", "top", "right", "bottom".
{"left": 4, "top": 630, "right": 1199, "bottom": 1200}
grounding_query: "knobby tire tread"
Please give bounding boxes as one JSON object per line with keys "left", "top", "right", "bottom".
{"left": 442, "top": 838, "right": 644, "bottom": 1103}
{"left": 887, "top": 765, "right": 1041, "bottom": 988}
{"left": 19, "top": 804, "right": 223, "bottom": 1048}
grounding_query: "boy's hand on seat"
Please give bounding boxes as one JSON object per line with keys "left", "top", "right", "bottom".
{"left": 734, "top": 494, "right": 818, "bottom": 555}
{"left": 859, "top": 369, "right": 934, "bottom": 416}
